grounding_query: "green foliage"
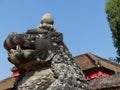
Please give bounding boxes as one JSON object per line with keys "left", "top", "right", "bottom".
{"left": 105, "top": 0, "right": 120, "bottom": 63}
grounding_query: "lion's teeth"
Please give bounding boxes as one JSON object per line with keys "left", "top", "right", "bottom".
{"left": 16, "top": 45, "right": 21, "bottom": 52}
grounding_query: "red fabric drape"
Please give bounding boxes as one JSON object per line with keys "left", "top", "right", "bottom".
{"left": 85, "top": 70, "right": 110, "bottom": 80}
{"left": 12, "top": 71, "right": 20, "bottom": 77}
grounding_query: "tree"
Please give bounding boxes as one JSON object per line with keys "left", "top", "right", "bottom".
{"left": 105, "top": 0, "right": 120, "bottom": 63}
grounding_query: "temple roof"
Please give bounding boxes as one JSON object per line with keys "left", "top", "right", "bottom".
{"left": 89, "top": 74, "right": 120, "bottom": 90}
{"left": 74, "top": 52, "right": 120, "bottom": 73}
{"left": 0, "top": 77, "right": 15, "bottom": 90}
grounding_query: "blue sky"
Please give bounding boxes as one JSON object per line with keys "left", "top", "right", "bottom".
{"left": 0, "top": 0, "right": 117, "bottom": 80}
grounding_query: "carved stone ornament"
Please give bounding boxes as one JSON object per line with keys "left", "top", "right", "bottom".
{"left": 4, "top": 13, "right": 89, "bottom": 90}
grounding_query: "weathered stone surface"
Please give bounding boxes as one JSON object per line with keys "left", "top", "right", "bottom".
{"left": 17, "top": 67, "right": 55, "bottom": 90}
{"left": 4, "top": 13, "right": 89, "bottom": 90}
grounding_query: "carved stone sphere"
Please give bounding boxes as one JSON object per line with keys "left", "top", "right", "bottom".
{"left": 41, "top": 13, "right": 54, "bottom": 25}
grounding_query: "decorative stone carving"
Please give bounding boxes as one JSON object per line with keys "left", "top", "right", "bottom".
{"left": 4, "top": 13, "right": 89, "bottom": 90}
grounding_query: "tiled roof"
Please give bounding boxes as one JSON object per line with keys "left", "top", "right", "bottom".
{"left": 89, "top": 74, "right": 120, "bottom": 90}
{"left": 0, "top": 77, "right": 15, "bottom": 90}
{"left": 74, "top": 53, "right": 97, "bottom": 70}
{"left": 74, "top": 52, "right": 120, "bottom": 73}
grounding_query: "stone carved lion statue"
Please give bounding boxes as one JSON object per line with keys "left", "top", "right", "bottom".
{"left": 4, "top": 13, "right": 89, "bottom": 90}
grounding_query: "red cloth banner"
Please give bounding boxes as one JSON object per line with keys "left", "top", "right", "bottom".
{"left": 85, "top": 70, "right": 110, "bottom": 80}
{"left": 12, "top": 71, "right": 20, "bottom": 77}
